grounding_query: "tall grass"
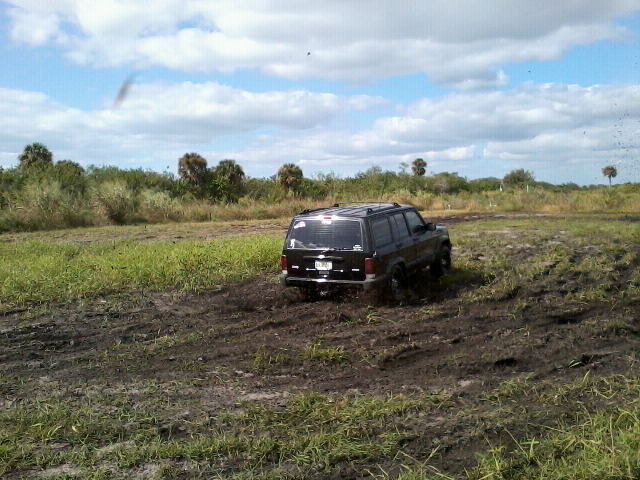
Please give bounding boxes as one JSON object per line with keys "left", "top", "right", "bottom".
{"left": 2, "top": 171, "right": 640, "bottom": 234}
{"left": 0, "top": 234, "right": 282, "bottom": 307}
{"left": 0, "top": 186, "right": 309, "bottom": 233}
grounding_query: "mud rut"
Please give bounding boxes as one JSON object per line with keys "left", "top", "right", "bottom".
{"left": 1, "top": 215, "right": 640, "bottom": 478}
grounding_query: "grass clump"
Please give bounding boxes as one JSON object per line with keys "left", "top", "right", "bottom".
{"left": 0, "top": 233, "right": 282, "bottom": 307}
{"left": 251, "top": 346, "right": 293, "bottom": 371}
{"left": 469, "top": 374, "right": 640, "bottom": 480}
{"left": 471, "top": 406, "right": 640, "bottom": 480}
{"left": 303, "top": 342, "right": 349, "bottom": 363}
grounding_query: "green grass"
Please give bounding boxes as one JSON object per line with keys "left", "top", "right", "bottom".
{"left": 3, "top": 375, "right": 639, "bottom": 479}
{"left": 251, "top": 346, "right": 294, "bottom": 371}
{"left": 450, "top": 217, "right": 640, "bottom": 306}
{"left": 0, "top": 390, "right": 445, "bottom": 478}
{"left": 3, "top": 215, "right": 640, "bottom": 479}
{"left": 303, "top": 342, "right": 349, "bottom": 363}
{"left": 471, "top": 405, "right": 640, "bottom": 480}
{"left": 0, "top": 233, "right": 282, "bottom": 308}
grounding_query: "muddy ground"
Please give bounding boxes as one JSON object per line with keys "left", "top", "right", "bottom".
{"left": 1, "top": 214, "right": 640, "bottom": 479}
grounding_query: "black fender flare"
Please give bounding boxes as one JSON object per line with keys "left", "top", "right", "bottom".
{"left": 435, "top": 237, "right": 452, "bottom": 254}
{"left": 385, "top": 257, "right": 406, "bottom": 277}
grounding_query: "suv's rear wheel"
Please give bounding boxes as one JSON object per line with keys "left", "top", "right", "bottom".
{"left": 388, "top": 264, "right": 407, "bottom": 301}
{"left": 431, "top": 245, "right": 451, "bottom": 278}
{"left": 299, "top": 287, "right": 319, "bottom": 301}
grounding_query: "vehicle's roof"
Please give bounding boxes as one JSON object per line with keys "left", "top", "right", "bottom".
{"left": 296, "top": 203, "right": 408, "bottom": 218}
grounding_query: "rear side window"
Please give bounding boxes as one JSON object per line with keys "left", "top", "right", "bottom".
{"left": 390, "top": 213, "right": 410, "bottom": 239}
{"left": 371, "top": 217, "right": 393, "bottom": 248}
{"left": 286, "top": 219, "right": 363, "bottom": 250}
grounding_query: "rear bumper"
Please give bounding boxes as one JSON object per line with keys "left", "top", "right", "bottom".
{"left": 280, "top": 274, "right": 385, "bottom": 290}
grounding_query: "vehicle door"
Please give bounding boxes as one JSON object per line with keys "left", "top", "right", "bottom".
{"left": 405, "top": 209, "right": 438, "bottom": 263}
{"left": 389, "top": 212, "right": 416, "bottom": 266}
{"left": 370, "top": 216, "right": 397, "bottom": 272}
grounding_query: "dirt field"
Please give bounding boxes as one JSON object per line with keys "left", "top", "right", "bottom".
{"left": 1, "top": 214, "right": 640, "bottom": 479}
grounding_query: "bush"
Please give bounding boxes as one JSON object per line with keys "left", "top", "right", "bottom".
{"left": 4, "top": 179, "right": 93, "bottom": 231}
{"left": 243, "top": 178, "right": 285, "bottom": 203}
{"left": 87, "top": 166, "right": 174, "bottom": 193}
{"left": 138, "top": 190, "right": 183, "bottom": 222}
{"left": 53, "top": 160, "right": 88, "bottom": 196}
{"left": 0, "top": 168, "right": 24, "bottom": 206}
{"left": 92, "top": 180, "right": 139, "bottom": 224}
{"left": 469, "top": 177, "right": 502, "bottom": 193}
{"left": 503, "top": 168, "right": 535, "bottom": 185}
{"left": 297, "top": 178, "right": 328, "bottom": 200}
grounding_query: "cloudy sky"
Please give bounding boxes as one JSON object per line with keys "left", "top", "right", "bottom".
{"left": 1, "top": 1, "right": 640, "bottom": 185}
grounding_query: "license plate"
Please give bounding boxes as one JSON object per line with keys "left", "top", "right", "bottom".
{"left": 315, "top": 260, "right": 332, "bottom": 271}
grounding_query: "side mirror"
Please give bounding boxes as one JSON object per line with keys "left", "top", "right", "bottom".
{"left": 426, "top": 223, "right": 436, "bottom": 231}
{"left": 413, "top": 224, "right": 434, "bottom": 234}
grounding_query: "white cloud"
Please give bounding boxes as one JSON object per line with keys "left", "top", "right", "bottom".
{"left": 8, "top": 7, "right": 60, "bottom": 46}
{"left": 214, "top": 83, "right": 640, "bottom": 182}
{"left": 116, "top": 82, "right": 351, "bottom": 136}
{"left": 0, "top": 82, "right": 375, "bottom": 167}
{"left": 3, "top": 80, "right": 640, "bottom": 184}
{"left": 5, "top": 0, "right": 639, "bottom": 87}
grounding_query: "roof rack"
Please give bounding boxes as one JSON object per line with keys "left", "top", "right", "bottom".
{"left": 300, "top": 204, "right": 340, "bottom": 214}
{"left": 299, "top": 202, "right": 402, "bottom": 216}
{"left": 332, "top": 201, "right": 399, "bottom": 206}
{"left": 366, "top": 203, "right": 401, "bottom": 214}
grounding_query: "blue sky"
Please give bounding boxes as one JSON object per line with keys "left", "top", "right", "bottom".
{"left": 1, "top": 1, "right": 640, "bottom": 185}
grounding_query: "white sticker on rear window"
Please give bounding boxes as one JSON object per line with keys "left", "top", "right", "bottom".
{"left": 321, "top": 219, "right": 332, "bottom": 225}
{"left": 293, "top": 221, "right": 306, "bottom": 229}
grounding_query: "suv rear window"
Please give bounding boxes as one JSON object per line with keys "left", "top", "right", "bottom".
{"left": 286, "top": 218, "right": 363, "bottom": 250}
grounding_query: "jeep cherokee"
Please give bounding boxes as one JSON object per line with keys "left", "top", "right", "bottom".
{"left": 279, "top": 203, "right": 451, "bottom": 300}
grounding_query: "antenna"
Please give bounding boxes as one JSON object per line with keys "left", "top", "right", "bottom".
{"left": 378, "top": 170, "right": 389, "bottom": 205}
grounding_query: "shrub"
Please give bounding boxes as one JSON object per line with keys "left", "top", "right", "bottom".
{"left": 138, "top": 190, "right": 183, "bottom": 222}
{"left": 5, "top": 179, "right": 92, "bottom": 231}
{"left": 86, "top": 166, "right": 174, "bottom": 193}
{"left": 53, "top": 160, "right": 88, "bottom": 196}
{"left": 92, "top": 180, "right": 139, "bottom": 224}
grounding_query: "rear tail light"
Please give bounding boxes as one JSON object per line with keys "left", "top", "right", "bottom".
{"left": 281, "top": 255, "right": 288, "bottom": 274}
{"left": 365, "top": 257, "right": 376, "bottom": 278}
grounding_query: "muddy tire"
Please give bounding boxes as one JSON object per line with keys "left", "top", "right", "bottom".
{"left": 299, "top": 287, "right": 334, "bottom": 301}
{"left": 431, "top": 245, "right": 451, "bottom": 279}
{"left": 387, "top": 264, "right": 407, "bottom": 301}
{"left": 299, "top": 287, "right": 320, "bottom": 301}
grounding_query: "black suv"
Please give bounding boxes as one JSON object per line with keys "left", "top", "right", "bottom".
{"left": 279, "top": 203, "right": 452, "bottom": 299}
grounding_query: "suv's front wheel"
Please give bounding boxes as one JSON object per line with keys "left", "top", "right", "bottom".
{"left": 431, "top": 245, "right": 451, "bottom": 278}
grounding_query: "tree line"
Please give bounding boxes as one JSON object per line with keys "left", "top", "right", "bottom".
{"left": 0, "top": 142, "right": 629, "bottom": 233}
{"left": 1, "top": 143, "right": 623, "bottom": 214}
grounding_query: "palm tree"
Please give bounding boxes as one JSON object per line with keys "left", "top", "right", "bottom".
{"left": 277, "top": 163, "right": 303, "bottom": 193}
{"left": 18, "top": 143, "right": 53, "bottom": 170}
{"left": 213, "top": 159, "right": 245, "bottom": 187}
{"left": 178, "top": 153, "right": 208, "bottom": 184}
{"left": 412, "top": 158, "right": 426, "bottom": 177}
{"left": 602, "top": 165, "right": 617, "bottom": 186}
